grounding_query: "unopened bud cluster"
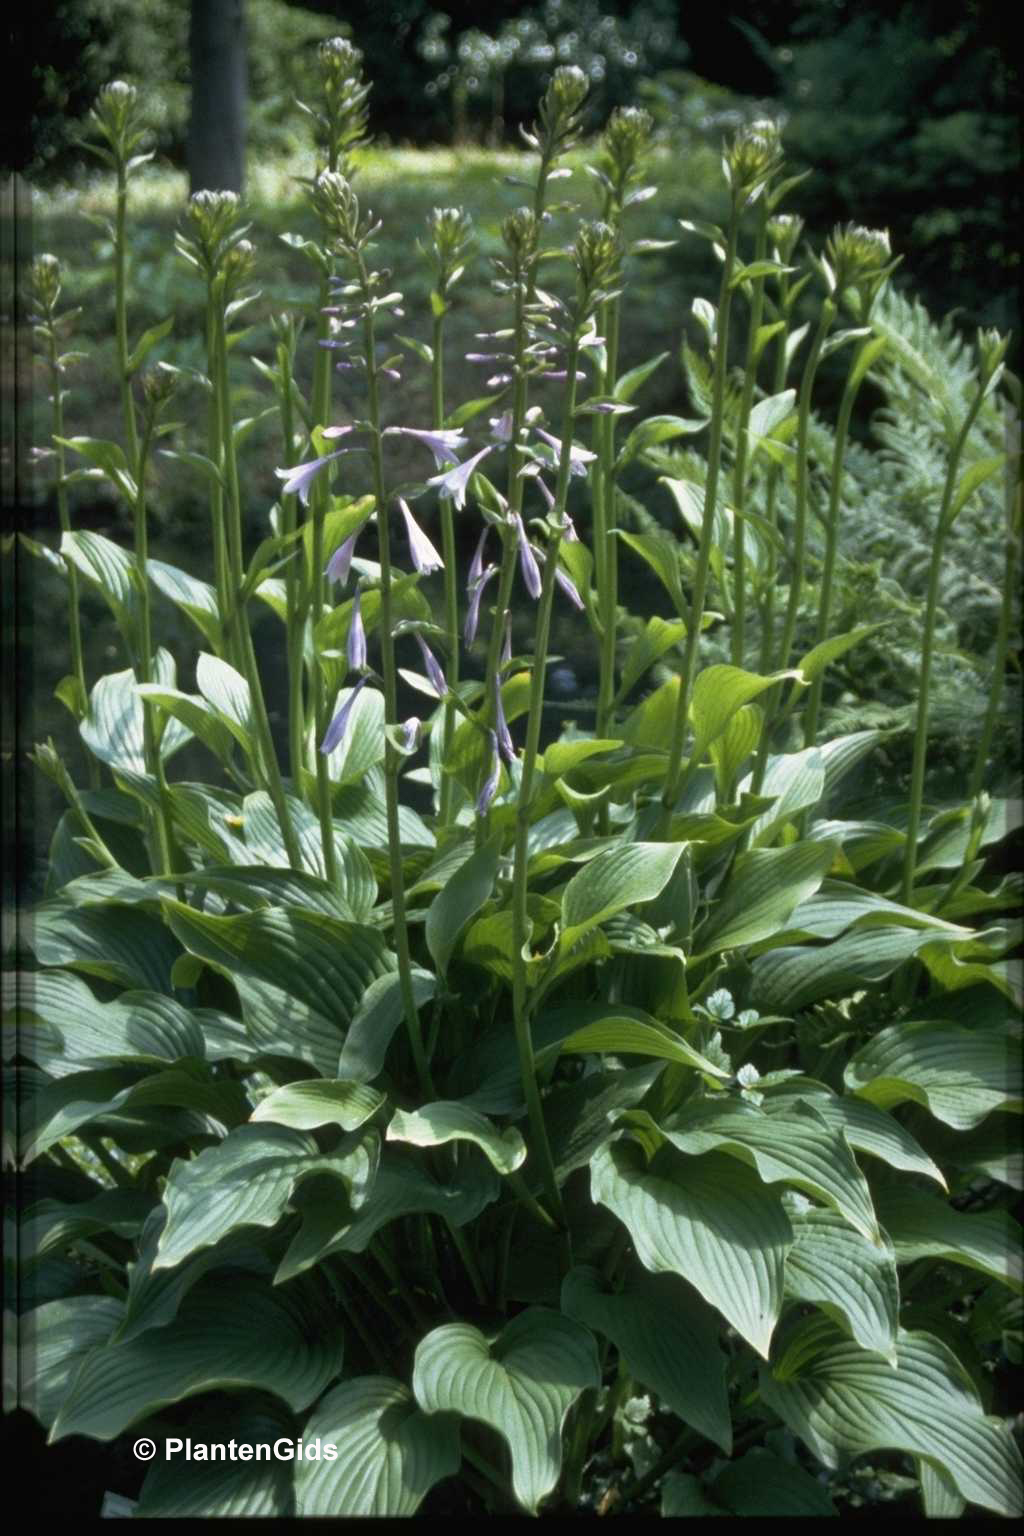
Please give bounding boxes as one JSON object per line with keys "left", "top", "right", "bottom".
{"left": 767, "top": 213, "right": 804, "bottom": 263}
{"left": 316, "top": 36, "right": 371, "bottom": 172}
{"left": 573, "top": 221, "right": 622, "bottom": 322}
{"left": 180, "top": 190, "right": 249, "bottom": 278}
{"left": 142, "top": 364, "right": 179, "bottom": 414}
{"left": 976, "top": 327, "right": 1009, "bottom": 383}
{"left": 724, "top": 118, "right": 784, "bottom": 205}
{"left": 311, "top": 170, "right": 378, "bottom": 255}
{"left": 500, "top": 207, "right": 541, "bottom": 276}
{"left": 426, "top": 207, "right": 474, "bottom": 298}
{"left": 30, "top": 253, "right": 62, "bottom": 315}
{"left": 821, "top": 223, "right": 898, "bottom": 312}
{"left": 596, "top": 106, "right": 654, "bottom": 211}
{"left": 88, "top": 80, "right": 148, "bottom": 165}
{"left": 532, "top": 64, "right": 588, "bottom": 159}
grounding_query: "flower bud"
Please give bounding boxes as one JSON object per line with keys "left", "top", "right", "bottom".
{"left": 767, "top": 212, "right": 803, "bottom": 263}
{"left": 427, "top": 206, "right": 474, "bottom": 292}
{"left": 142, "top": 365, "right": 178, "bottom": 413}
{"left": 30, "top": 253, "right": 62, "bottom": 313}
{"left": 186, "top": 189, "right": 243, "bottom": 271}
{"left": 317, "top": 36, "right": 370, "bottom": 167}
{"left": 977, "top": 326, "right": 1010, "bottom": 383}
{"left": 501, "top": 207, "right": 539, "bottom": 269}
{"left": 573, "top": 221, "right": 622, "bottom": 320}
{"left": 599, "top": 105, "right": 654, "bottom": 205}
{"left": 537, "top": 64, "right": 588, "bottom": 154}
{"left": 90, "top": 79, "right": 146, "bottom": 160}
{"left": 724, "top": 118, "right": 783, "bottom": 203}
{"left": 825, "top": 223, "right": 892, "bottom": 292}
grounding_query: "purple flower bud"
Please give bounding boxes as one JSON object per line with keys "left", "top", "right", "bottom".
{"left": 464, "top": 564, "right": 497, "bottom": 646}
{"left": 322, "top": 424, "right": 357, "bottom": 439}
{"left": 326, "top": 531, "right": 359, "bottom": 585}
{"left": 383, "top": 426, "right": 468, "bottom": 468}
{"left": 535, "top": 427, "right": 597, "bottom": 477}
{"left": 536, "top": 476, "right": 555, "bottom": 511}
{"left": 427, "top": 445, "right": 494, "bottom": 511}
{"left": 347, "top": 589, "right": 367, "bottom": 671}
{"left": 494, "top": 678, "right": 516, "bottom": 764}
{"left": 512, "top": 513, "right": 542, "bottom": 599}
{"left": 555, "top": 565, "right": 585, "bottom": 610}
{"left": 468, "top": 525, "right": 490, "bottom": 587}
{"left": 476, "top": 732, "right": 501, "bottom": 815}
{"left": 501, "top": 620, "right": 512, "bottom": 667}
{"left": 399, "top": 717, "right": 422, "bottom": 752}
{"left": 275, "top": 448, "right": 347, "bottom": 506}
{"left": 399, "top": 498, "right": 444, "bottom": 574}
{"left": 321, "top": 678, "right": 367, "bottom": 755}
{"left": 415, "top": 633, "right": 448, "bottom": 697}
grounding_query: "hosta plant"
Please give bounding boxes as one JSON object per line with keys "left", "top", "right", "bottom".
{"left": 12, "top": 46, "right": 1022, "bottom": 1519}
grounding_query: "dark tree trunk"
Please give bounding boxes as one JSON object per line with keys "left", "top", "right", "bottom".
{"left": 188, "top": 0, "right": 247, "bottom": 195}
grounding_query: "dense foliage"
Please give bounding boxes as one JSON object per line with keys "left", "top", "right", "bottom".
{"left": 12, "top": 40, "right": 1022, "bottom": 1519}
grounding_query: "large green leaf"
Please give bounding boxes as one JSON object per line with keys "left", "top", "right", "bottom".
{"left": 296, "top": 1378, "right": 460, "bottom": 1516}
{"left": 784, "top": 1199, "right": 900, "bottom": 1360}
{"left": 412, "top": 1309, "right": 600, "bottom": 1513}
{"left": 875, "top": 1187, "right": 1023, "bottom": 1292}
{"left": 337, "top": 967, "right": 436, "bottom": 1082}
{"left": 22, "top": 1190, "right": 152, "bottom": 1267}
{"left": 559, "top": 843, "right": 686, "bottom": 954}
{"left": 751, "top": 926, "right": 948, "bottom": 1013}
{"left": 761, "top": 1322, "right": 1022, "bottom": 1516}
{"left": 658, "top": 1097, "right": 881, "bottom": 1245}
{"left": 324, "top": 1148, "right": 499, "bottom": 1258}
{"left": 250, "top": 1079, "right": 385, "bottom": 1133}
{"left": 843, "top": 1019, "right": 1022, "bottom": 1129}
{"left": 81, "top": 662, "right": 191, "bottom": 772}
{"left": 425, "top": 832, "right": 502, "bottom": 977}
{"left": 161, "top": 899, "right": 394, "bottom": 1076}
{"left": 696, "top": 840, "right": 836, "bottom": 955}
{"left": 136, "top": 1397, "right": 295, "bottom": 1517}
{"left": 690, "top": 665, "right": 802, "bottom": 762}
{"left": 764, "top": 1086, "right": 946, "bottom": 1188}
{"left": 147, "top": 558, "right": 221, "bottom": 648}
{"left": 117, "top": 1210, "right": 272, "bottom": 1344}
{"left": 561, "top": 1266, "right": 731, "bottom": 1450}
{"left": 174, "top": 863, "right": 359, "bottom": 921}
{"left": 50, "top": 1276, "right": 343, "bottom": 1442}
{"left": 536, "top": 1010, "right": 730, "bottom": 1084}
{"left": 591, "top": 1137, "right": 792, "bottom": 1357}
{"left": 322, "top": 683, "right": 387, "bottom": 786}
{"left": 154, "top": 1122, "right": 376, "bottom": 1270}
{"left": 386, "top": 1101, "right": 526, "bottom": 1175}
{"left": 195, "top": 652, "right": 256, "bottom": 755}
{"left": 60, "top": 528, "right": 138, "bottom": 640}
{"left": 12, "top": 970, "right": 205, "bottom": 1071}
{"left": 20, "top": 1297, "right": 124, "bottom": 1429}
{"left": 741, "top": 747, "right": 826, "bottom": 846}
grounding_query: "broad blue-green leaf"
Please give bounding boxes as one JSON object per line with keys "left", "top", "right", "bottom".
{"left": 154, "top": 1122, "right": 376, "bottom": 1270}
{"left": 161, "top": 899, "right": 394, "bottom": 1076}
{"left": 784, "top": 1200, "right": 899, "bottom": 1361}
{"left": 761, "top": 1322, "right": 1022, "bottom": 1516}
{"left": 843, "top": 1019, "right": 1021, "bottom": 1129}
{"left": 326, "top": 1148, "right": 498, "bottom": 1257}
{"left": 136, "top": 1397, "right": 295, "bottom": 1517}
{"left": 296, "top": 1378, "right": 460, "bottom": 1516}
{"left": 751, "top": 926, "right": 946, "bottom": 1013}
{"left": 174, "top": 863, "right": 358, "bottom": 921}
{"left": 117, "top": 1210, "right": 272, "bottom": 1345}
{"left": 81, "top": 662, "right": 191, "bottom": 772}
{"left": 147, "top": 558, "right": 221, "bottom": 647}
{"left": 741, "top": 747, "right": 826, "bottom": 846}
{"left": 696, "top": 840, "right": 836, "bottom": 955}
{"left": 875, "top": 1187, "right": 1023, "bottom": 1292}
{"left": 322, "top": 683, "right": 386, "bottom": 786}
{"left": 536, "top": 1010, "right": 729, "bottom": 1083}
{"left": 591, "top": 1137, "right": 792, "bottom": 1357}
{"left": 779, "top": 881, "right": 971, "bottom": 943}
{"left": 30, "top": 901, "right": 180, "bottom": 993}
{"left": 337, "top": 967, "right": 436, "bottom": 1082}
{"left": 559, "top": 843, "right": 686, "bottom": 954}
{"left": 251, "top": 1079, "right": 385, "bottom": 1133}
{"left": 12, "top": 970, "right": 205, "bottom": 1071}
{"left": 51, "top": 1276, "right": 343, "bottom": 1441}
{"left": 20, "top": 1296, "right": 123, "bottom": 1429}
{"left": 425, "top": 832, "right": 502, "bottom": 977}
{"left": 562, "top": 1266, "right": 730, "bottom": 1450}
{"left": 22, "top": 1190, "right": 152, "bottom": 1266}
{"left": 60, "top": 528, "right": 138, "bottom": 635}
{"left": 195, "top": 652, "right": 256, "bottom": 753}
{"left": 764, "top": 1086, "right": 946, "bottom": 1188}
{"left": 658, "top": 1098, "right": 881, "bottom": 1245}
{"left": 387, "top": 1101, "right": 526, "bottom": 1175}
{"left": 412, "top": 1309, "right": 600, "bottom": 1513}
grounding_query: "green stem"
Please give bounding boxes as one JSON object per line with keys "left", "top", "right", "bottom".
{"left": 902, "top": 389, "right": 987, "bottom": 905}
{"left": 276, "top": 336, "right": 307, "bottom": 789}
{"left": 595, "top": 296, "right": 622, "bottom": 785}
{"left": 309, "top": 263, "right": 339, "bottom": 883}
{"left": 731, "top": 207, "right": 769, "bottom": 668}
{"left": 113, "top": 160, "right": 139, "bottom": 474}
{"left": 214, "top": 298, "right": 303, "bottom": 871}
{"left": 133, "top": 414, "right": 176, "bottom": 877}
{"left": 756, "top": 275, "right": 793, "bottom": 675}
{"left": 360, "top": 256, "right": 434, "bottom": 1098}
{"left": 509, "top": 339, "right": 581, "bottom": 1228}
{"left": 659, "top": 217, "right": 741, "bottom": 829}
{"left": 205, "top": 291, "right": 232, "bottom": 662}
{"left": 969, "top": 401, "right": 1020, "bottom": 798}
{"left": 433, "top": 307, "right": 460, "bottom": 830}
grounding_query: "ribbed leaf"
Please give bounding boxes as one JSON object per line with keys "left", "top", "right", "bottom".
{"left": 696, "top": 840, "right": 836, "bottom": 954}
{"left": 387, "top": 1101, "right": 526, "bottom": 1174}
{"left": 135, "top": 685, "right": 238, "bottom": 767}
{"left": 761, "top": 1323, "right": 1023, "bottom": 1516}
{"left": 337, "top": 967, "right": 436, "bottom": 1082}
{"left": 741, "top": 747, "right": 826, "bottom": 846}
{"left": 251, "top": 1079, "right": 384, "bottom": 1132}
{"left": 176, "top": 863, "right": 358, "bottom": 921}
{"left": 146, "top": 558, "right": 221, "bottom": 648}
{"left": 425, "top": 832, "right": 502, "bottom": 977}
{"left": 843, "top": 1019, "right": 1022, "bottom": 1129}
{"left": 154, "top": 1122, "right": 376, "bottom": 1270}
{"left": 784, "top": 1200, "right": 899, "bottom": 1361}
{"left": 617, "top": 616, "right": 687, "bottom": 700}
{"left": 50, "top": 1276, "right": 343, "bottom": 1442}
{"left": 690, "top": 665, "right": 802, "bottom": 762}
{"left": 751, "top": 926, "right": 945, "bottom": 1013}
{"left": 412, "top": 1309, "right": 600, "bottom": 1513}
{"left": 136, "top": 1397, "right": 295, "bottom": 1517}
{"left": 31, "top": 901, "right": 180, "bottom": 993}
{"left": 560, "top": 843, "right": 686, "bottom": 953}
{"left": 23, "top": 1191, "right": 152, "bottom": 1266}
{"left": 591, "top": 1138, "right": 792, "bottom": 1357}
{"left": 322, "top": 684, "right": 387, "bottom": 785}
{"left": 875, "top": 1187, "right": 1023, "bottom": 1292}
{"left": 764, "top": 1086, "right": 946, "bottom": 1188}
{"left": 296, "top": 1378, "right": 460, "bottom": 1516}
{"left": 13, "top": 970, "right": 204, "bottom": 1071}
{"left": 81, "top": 663, "right": 191, "bottom": 771}
{"left": 537, "top": 1011, "right": 729, "bottom": 1083}
{"left": 60, "top": 529, "right": 138, "bottom": 638}
{"left": 562, "top": 1266, "right": 731, "bottom": 1450}
{"left": 326, "top": 1148, "right": 499, "bottom": 1257}
{"left": 118, "top": 1210, "right": 272, "bottom": 1344}
{"left": 161, "top": 899, "right": 394, "bottom": 1076}
{"left": 659, "top": 1098, "right": 881, "bottom": 1245}
{"left": 20, "top": 1296, "right": 123, "bottom": 1429}
{"left": 195, "top": 652, "right": 256, "bottom": 751}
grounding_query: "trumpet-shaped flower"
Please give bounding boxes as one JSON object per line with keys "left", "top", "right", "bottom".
{"left": 468, "top": 525, "right": 490, "bottom": 587}
{"left": 321, "top": 678, "right": 367, "bottom": 755}
{"left": 534, "top": 427, "right": 597, "bottom": 477}
{"left": 399, "top": 498, "right": 443, "bottom": 574}
{"left": 494, "top": 678, "right": 516, "bottom": 764}
{"left": 326, "top": 531, "right": 359, "bottom": 585}
{"left": 464, "top": 564, "right": 497, "bottom": 646}
{"left": 476, "top": 732, "right": 501, "bottom": 814}
{"left": 347, "top": 589, "right": 367, "bottom": 671}
{"left": 427, "top": 445, "right": 494, "bottom": 510}
{"left": 383, "top": 426, "right": 467, "bottom": 468}
{"left": 275, "top": 448, "right": 347, "bottom": 506}
{"left": 415, "top": 634, "right": 448, "bottom": 698}
{"left": 512, "top": 513, "right": 542, "bottom": 599}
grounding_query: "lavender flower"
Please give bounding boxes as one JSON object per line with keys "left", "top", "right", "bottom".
{"left": 399, "top": 498, "right": 443, "bottom": 574}
{"left": 275, "top": 448, "right": 348, "bottom": 506}
{"left": 501, "top": 620, "right": 512, "bottom": 667}
{"left": 535, "top": 427, "right": 597, "bottom": 477}
{"left": 427, "top": 445, "right": 494, "bottom": 511}
{"left": 399, "top": 717, "right": 422, "bottom": 752}
{"left": 476, "top": 732, "right": 501, "bottom": 814}
{"left": 347, "top": 589, "right": 367, "bottom": 671}
{"left": 321, "top": 678, "right": 367, "bottom": 755}
{"left": 468, "top": 525, "right": 490, "bottom": 587}
{"left": 554, "top": 565, "right": 585, "bottom": 610}
{"left": 415, "top": 634, "right": 448, "bottom": 697}
{"left": 464, "top": 564, "right": 497, "bottom": 646}
{"left": 383, "top": 426, "right": 467, "bottom": 468}
{"left": 494, "top": 678, "right": 516, "bottom": 764}
{"left": 489, "top": 411, "right": 514, "bottom": 443}
{"left": 326, "top": 531, "right": 359, "bottom": 585}
{"left": 512, "top": 513, "right": 542, "bottom": 599}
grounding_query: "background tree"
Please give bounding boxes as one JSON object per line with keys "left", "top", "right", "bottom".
{"left": 188, "top": 0, "right": 248, "bottom": 194}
